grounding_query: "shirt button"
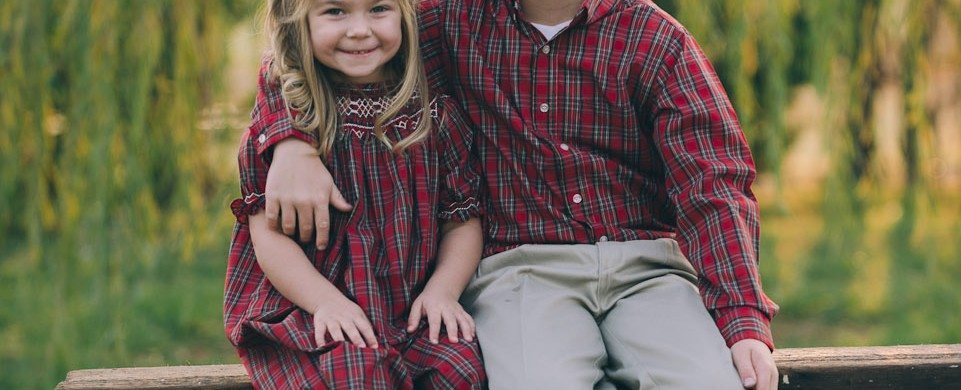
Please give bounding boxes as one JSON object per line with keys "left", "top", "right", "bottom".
{"left": 560, "top": 143, "right": 570, "bottom": 151}
{"left": 539, "top": 103, "right": 550, "bottom": 113}
{"left": 572, "top": 193, "right": 583, "bottom": 204}
{"left": 542, "top": 45, "right": 551, "bottom": 54}
{"left": 258, "top": 134, "right": 267, "bottom": 144}
{"left": 598, "top": 235, "right": 609, "bottom": 242}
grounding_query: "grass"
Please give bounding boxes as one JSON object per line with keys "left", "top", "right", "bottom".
{"left": 0, "top": 190, "right": 240, "bottom": 389}
{"left": 761, "top": 186, "right": 961, "bottom": 348}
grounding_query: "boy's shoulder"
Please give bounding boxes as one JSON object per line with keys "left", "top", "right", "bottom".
{"left": 620, "top": 0, "right": 690, "bottom": 37}
{"left": 611, "top": 0, "right": 700, "bottom": 58}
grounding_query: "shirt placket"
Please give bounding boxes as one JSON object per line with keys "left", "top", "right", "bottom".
{"left": 531, "top": 28, "right": 596, "bottom": 244}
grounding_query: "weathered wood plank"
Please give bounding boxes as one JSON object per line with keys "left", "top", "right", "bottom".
{"left": 57, "top": 344, "right": 961, "bottom": 389}
{"left": 775, "top": 344, "right": 961, "bottom": 389}
{"left": 56, "top": 364, "right": 251, "bottom": 390}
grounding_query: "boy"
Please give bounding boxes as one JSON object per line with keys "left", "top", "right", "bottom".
{"left": 253, "top": 0, "right": 779, "bottom": 388}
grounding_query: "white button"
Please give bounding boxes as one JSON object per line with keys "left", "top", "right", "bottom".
{"left": 598, "top": 235, "right": 609, "bottom": 242}
{"left": 258, "top": 134, "right": 267, "bottom": 144}
{"left": 539, "top": 103, "right": 550, "bottom": 113}
{"left": 560, "top": 143, "right": 570, "bottom": 151}
{"left": 542, "top": 45, "right": 551, "bottom": 54}
{"left": 572, "top": 193, "right": 583, "bottom": 204}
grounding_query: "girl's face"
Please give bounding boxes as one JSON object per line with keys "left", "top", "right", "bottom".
{"left": 308, "top": 0, "right": 403, "bottom": 84}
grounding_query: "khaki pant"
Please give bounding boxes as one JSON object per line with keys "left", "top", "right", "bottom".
{"left": 461, "top": 239, "right": 743, "bottom": 389}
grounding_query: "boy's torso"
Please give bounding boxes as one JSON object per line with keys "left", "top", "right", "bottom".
{"left": 419, "top": 0, "right": 689, "bottom": 255}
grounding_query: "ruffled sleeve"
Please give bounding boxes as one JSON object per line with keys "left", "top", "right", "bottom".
{"left": 434, "top": 95, "right": 484, "bottom": 222}
{"left": 231, "top": 130, "right": 269, "bottom": 224}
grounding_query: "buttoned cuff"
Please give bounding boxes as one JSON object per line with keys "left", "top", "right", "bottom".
{"left": 713, "top": 306, "right": 775, "bottom": 351}
{"left": 252, "top": 119, "right": 318, "bottom": 157}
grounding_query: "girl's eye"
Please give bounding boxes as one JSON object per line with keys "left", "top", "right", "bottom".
{"left": 371, "top": 5, "right": 390, "bottom": 13}
{"left": 323, "top": 8, "right": 344, "bottom": 16}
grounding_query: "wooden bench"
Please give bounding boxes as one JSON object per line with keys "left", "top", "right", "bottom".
{"left": 57, "top": 344, "right": 961, "bottom": 389}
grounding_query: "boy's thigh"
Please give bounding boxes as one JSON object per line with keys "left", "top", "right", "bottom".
{"left": 462, "top": 247, "right": 608, "bottom": 389}
{"left": 600, "top": 274, "right": 742, "bottom": 389}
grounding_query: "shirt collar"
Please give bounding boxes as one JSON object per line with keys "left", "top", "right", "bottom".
{"left": 505, "top": 0, "right": 618, "bottom": 25}
{"left": 583, "top": 0, "right": 617, "bottom": 24}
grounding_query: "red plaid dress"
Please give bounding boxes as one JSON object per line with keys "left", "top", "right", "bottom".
{"left": 225, "top": 68, "right": 486, "bottom": 389}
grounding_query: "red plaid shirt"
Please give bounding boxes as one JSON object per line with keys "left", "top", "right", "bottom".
{"left": 255, "top": 0, "right": 778, "bottom": 349}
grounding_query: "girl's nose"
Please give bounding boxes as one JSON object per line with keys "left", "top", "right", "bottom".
{"left": 345, "top": 18, "right": 372, "bottom": 38}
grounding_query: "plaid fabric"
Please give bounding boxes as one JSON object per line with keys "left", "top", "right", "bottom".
{"left": 240, "top": 329, "right": 484, "bottom": 389}
{"left": 225, "top": 62, "right": 485, "bottom": 388}
{"left": 255, "top": 0, "right": 778, "bottom": 349}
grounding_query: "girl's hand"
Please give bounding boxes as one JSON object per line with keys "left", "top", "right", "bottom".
{"left": 406, "top": 287, "right": 476, "bottom": 344}
{"left": 311, "top": 295, "right": 379, "bottom": 349}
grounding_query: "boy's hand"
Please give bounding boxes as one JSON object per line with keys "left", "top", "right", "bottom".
{"left": 731, "top": 339, "right": 778, "bottom": 389}
{"left": 311, "top": 294, "right": 379, "bottom": 349}
{"left": 265, "top": 139, "right": 352, "bottom": 249}
{"left": 406, "top": 287, "right": 475, "bottom": 344}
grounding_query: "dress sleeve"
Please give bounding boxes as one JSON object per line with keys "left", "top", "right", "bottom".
{"left": 250, "top": 54, "right": 319, "bottom": 159}
{"left": 230, "top": 130, "right": 270, "bottom": 224}
{"left": 433, "top": 96, "right": 484, "bottom": 222}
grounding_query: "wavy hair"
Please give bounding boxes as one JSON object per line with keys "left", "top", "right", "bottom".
{"left": 264, "top": 0, "right": 431, "bottom": 159}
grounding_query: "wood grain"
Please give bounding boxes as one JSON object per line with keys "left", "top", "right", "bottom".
{"left": 57, "top": 344, "right": 961, "bottom": 389}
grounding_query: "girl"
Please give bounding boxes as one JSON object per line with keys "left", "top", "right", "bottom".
{"left": 224, "top": 0, "right": 486, "bottom": 388}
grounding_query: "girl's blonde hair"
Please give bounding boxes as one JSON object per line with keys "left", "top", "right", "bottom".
{"left": 264, "top": 0, "right": 431, "bottom": 158}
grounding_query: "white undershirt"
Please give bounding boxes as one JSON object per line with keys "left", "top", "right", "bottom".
{"left": 530, "top": 19, "right": 572, "bottom": 41}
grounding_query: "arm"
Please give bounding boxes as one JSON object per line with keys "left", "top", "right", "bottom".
{"left": 405, "top": 96, "right": 485, "bottom": 343}
{"left": 646, "top": 26, "right": 778, "bottom": 389}
{"left": 267, "top": 138, "right": 351, "bottom": 250}
{"left": 251, "top": 55, "right": 352, "bottom": 248}
{"left": 248, "top": 211, "right": 379, "bottom": 349}
{"left": 406, "top": 218, "right": 483, "bottom": 343}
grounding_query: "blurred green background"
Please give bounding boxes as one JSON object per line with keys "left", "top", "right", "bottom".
{"left": 2, "top": 0, "right": 960, "bottom": 388}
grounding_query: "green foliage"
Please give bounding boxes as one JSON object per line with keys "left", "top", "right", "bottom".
{"left": 658, "top": 0, "right": 961, "bottom": 347}
{"left": 656, "top": 0, "right": 961, "bottom": 186}
{"left": 0, "top": 1, "right": 254, "bottom": 388}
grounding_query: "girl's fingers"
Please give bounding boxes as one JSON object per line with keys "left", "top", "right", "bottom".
{"left": 327, "top": 322, "right": 345, "bottom": 342}
{"left": 457, "top": 312, "right": 475, "bottom": 342}
{"left": 355, "top": 319, "right": 379, "bottom": 349}
{"left": 406, "top": 300, "right": 423, "bottom": 332}
{"left": 341, "top": 322, "right": 366, "bottom": 348}
{"left": 443, "top": 311, "right": 459, "bottom": 343}
{"left": 314, "top": 323, "right": 328, "bottom": 346}
{"left": 427, "top": 310, "right": 442, "bottom": 344}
